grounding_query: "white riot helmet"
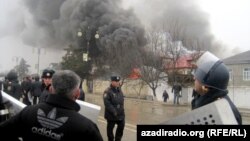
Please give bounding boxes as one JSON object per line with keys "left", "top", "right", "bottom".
{"left": 194, "top": 51, "right": 229, "bottom": 91}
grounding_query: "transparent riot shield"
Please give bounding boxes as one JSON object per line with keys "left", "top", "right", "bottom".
{"left": 2, "top": 91, "right": 26, "bottom": 117}
{"left": 161, "top": 98, "right": 238, "bottom": 125}
{"left": 76, "top": 100, "right": 101, "bottom": 124}
{"left": 1, "top": 91, "right": 101, "bottom": 124}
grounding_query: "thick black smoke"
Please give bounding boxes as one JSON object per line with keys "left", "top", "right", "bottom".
{"left": 130, "top": 0, "right": 219, "bottom": 52}
{"left": 23, "top": 0, "right": 146, "bottom": 54}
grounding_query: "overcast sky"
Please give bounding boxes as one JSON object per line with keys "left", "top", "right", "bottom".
{"left": 1, "top": 0, "right": 250, "bottom": 72}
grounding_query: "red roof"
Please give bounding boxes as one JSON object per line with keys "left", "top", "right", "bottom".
{"left": 128, "top": 68, "right": 141, "bottom": 79}
{"left": 165, "top": 55, "right": 194, "bottom": 69}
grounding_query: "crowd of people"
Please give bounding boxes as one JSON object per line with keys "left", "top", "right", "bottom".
{"left": 0, "top": 69, "right": 85, "bottom": 106}
{"left": 0, "top": 69, "right": 100, "bottom": 141}
{"left": 0, "top": 51, "right": 243, "bottom": 141}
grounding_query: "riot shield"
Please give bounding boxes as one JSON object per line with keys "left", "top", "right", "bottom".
{"left": 161, "top": 98, "right": 238, "bottom": 125}
{"left": 1, "top": 91, "right": 101, "bottom": 124}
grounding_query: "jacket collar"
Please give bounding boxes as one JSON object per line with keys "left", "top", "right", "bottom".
{"left": 194, "top": 89, "right": 227, "bottom": 108}
{"left": 46, "top": 94, "right": 80, "bottom": 112}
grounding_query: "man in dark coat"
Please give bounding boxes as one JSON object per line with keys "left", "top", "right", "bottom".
{"left": 192, "top": 51, "right": 242, "bottom": 124}
{"left": 78, "top": 79, "right": 85, "bottom": 101}
{"left": 5, "top": 71, "right": 22, "bottom": 100}
{"left": 172, "top": 82, "right": 182, "bottom": 105}
{"left": 0, "top": 70, "right": 103, "bottom": 141}
{"left": 21, "top": 76, "right": 32, "bottom": 105}
{"left": 30, "top": 76, "right": 42, "bottom": 105}
{"left": 162, "top": 90, "right": 169, "bottom": 103}
{"left": 103, "top": 76, "right": 125, "bottom": 141}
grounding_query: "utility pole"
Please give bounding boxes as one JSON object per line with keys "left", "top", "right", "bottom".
{"left": 37, "top": 48, "right": 41, "bottom": 74}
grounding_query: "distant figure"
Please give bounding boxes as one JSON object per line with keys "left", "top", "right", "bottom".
{"left": 162, "top": 90, "right": 169, "bottom": 103}
{"left": 78, "top": 79, "right": 85, "bottom": 101}
{"left": 172, "top": 82, "right": 182, "bottom": 105}
{"left": 192, "top": 89, "right": 198, "bottom": 98}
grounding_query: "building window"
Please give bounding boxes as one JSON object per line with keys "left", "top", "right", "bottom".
{"left": 228, "top": 69, "right": 233, "bottom": 81}
{"left": 243, "top": 68, "right": 250, "bottom": 81}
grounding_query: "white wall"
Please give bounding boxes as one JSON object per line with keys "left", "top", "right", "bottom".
{"left": 153, "top": 83, "right": 250, "bottom": 109}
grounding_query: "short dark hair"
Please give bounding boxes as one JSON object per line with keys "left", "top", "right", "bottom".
{"left": 52, "top": 70, "right": 80, "bottom": 98}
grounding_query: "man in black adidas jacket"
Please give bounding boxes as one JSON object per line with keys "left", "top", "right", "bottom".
{"left": 0, "top": 70, "right": 103, "bottom": 141}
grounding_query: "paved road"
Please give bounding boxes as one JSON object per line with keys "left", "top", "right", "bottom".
{"left": 85, "top": 94, "right": 250, "bottom": 141}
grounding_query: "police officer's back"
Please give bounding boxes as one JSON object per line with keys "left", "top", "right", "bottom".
{"left": 30, "top": 76, "right": 42, "bottom": 104}
{"left": 4, "top": 71, "right": 22, "bottom": 100}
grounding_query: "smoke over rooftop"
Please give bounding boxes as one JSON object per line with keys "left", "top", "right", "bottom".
{"left": 22, "top": 0, "right": 146, "bottom": 51}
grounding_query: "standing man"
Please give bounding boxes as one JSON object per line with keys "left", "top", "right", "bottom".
{"left": 103, "top": 76, "right": 125, "bottom": 141}
{"left": 172, "top": 82, "right": 182, "bottom": 105}
{"left": 0, "top": 70, "right": 103, "bottom": 140}
{"left": 162, "top": 90, "right": 169, "bottom": 103}
{"left": 21, "top": 76, "right": 32, "bottom": 105}
{"left": 39, "top": 69, "right": 55, "bottom": 103}
{"left": 30, "top": 75, "right": 42, "bottom": 105}
{"left": 5, "top": 71, "right": 22, "bottom": 100}
{"left": 78, "top": 79, "right": 85, "bottom": 101}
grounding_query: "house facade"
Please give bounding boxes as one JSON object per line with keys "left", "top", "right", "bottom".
{"left": 223, "top": 50, "right": 250, "bottom": 87}
{"left": 223, "top": 50, "right": 250, "bottom": 108}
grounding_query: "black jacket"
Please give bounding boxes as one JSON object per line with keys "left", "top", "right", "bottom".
{"left": 103, "top": 85, "right": 125, "bottom": 121}
{"left": 191, "top": 89, "right": 242, "bottom": 125}
{"left": 4, "top": 80, "right": 22, "bottom": 100}
{"left": 39, "top": 84, "right": 51, "bottom": 103}
{"left": 31, "top": 81, "right": 42, "bottom": 97}
{"left": 0, "top": 94, "right": 103, "bottom": 141}
{"left": 172, "top": 84, "right": 182, "bottom": 94}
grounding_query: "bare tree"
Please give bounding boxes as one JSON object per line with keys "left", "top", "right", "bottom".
{"left": 138, "top": 29, "right": 166, "bottom": 97}
{"left": 159, "top": 18, "right": 204, "bottom": 86}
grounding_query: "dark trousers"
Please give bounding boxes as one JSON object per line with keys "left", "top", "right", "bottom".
{"left": 23, "top": 92, "right": 31, "bottom": 105}
{"left": 33, "top": 96, "right": 39, "bottom": 105}
{"left": 107, "top": 120, "right": 125, "bottom": 141}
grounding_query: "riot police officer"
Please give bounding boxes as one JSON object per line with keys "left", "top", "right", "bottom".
{"left": 192, "top": 51, "right": 242, "bottom": 124}
{"left": 5, "top": 71, "right": 22, "bottom": 100}
{"left": 103, "top": 76, "right": 125, "bottom": 141}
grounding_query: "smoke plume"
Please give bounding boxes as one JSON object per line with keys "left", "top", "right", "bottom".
{"left": 22, "top": 0, "right": 146, "bottom": 53}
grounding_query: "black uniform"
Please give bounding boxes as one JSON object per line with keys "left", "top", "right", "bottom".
{"left": 103, "top": 85, "right": 125, "bottom": 141}
{"left": 6, "top": 80, "right": 22, "bottom": 100}
{"left": 39, "top": 69, "right": 55, "bottom": 103}
{"left": 0, "top": 94, "right": 103, "bottom": 141}
{"left": 30, "top": 79, "right": 42, "bottom": 104}
{"left": 21, "top": 78, "right": 32, "bottom": 105}
{"left": 4, "top": 71, "right": 22, "bottom": 100}
{"left": 38, "top": 83, "right": 51, "bottom": 103}
{"left": 191, "top": 89, "right": 242, "bottom": 125}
